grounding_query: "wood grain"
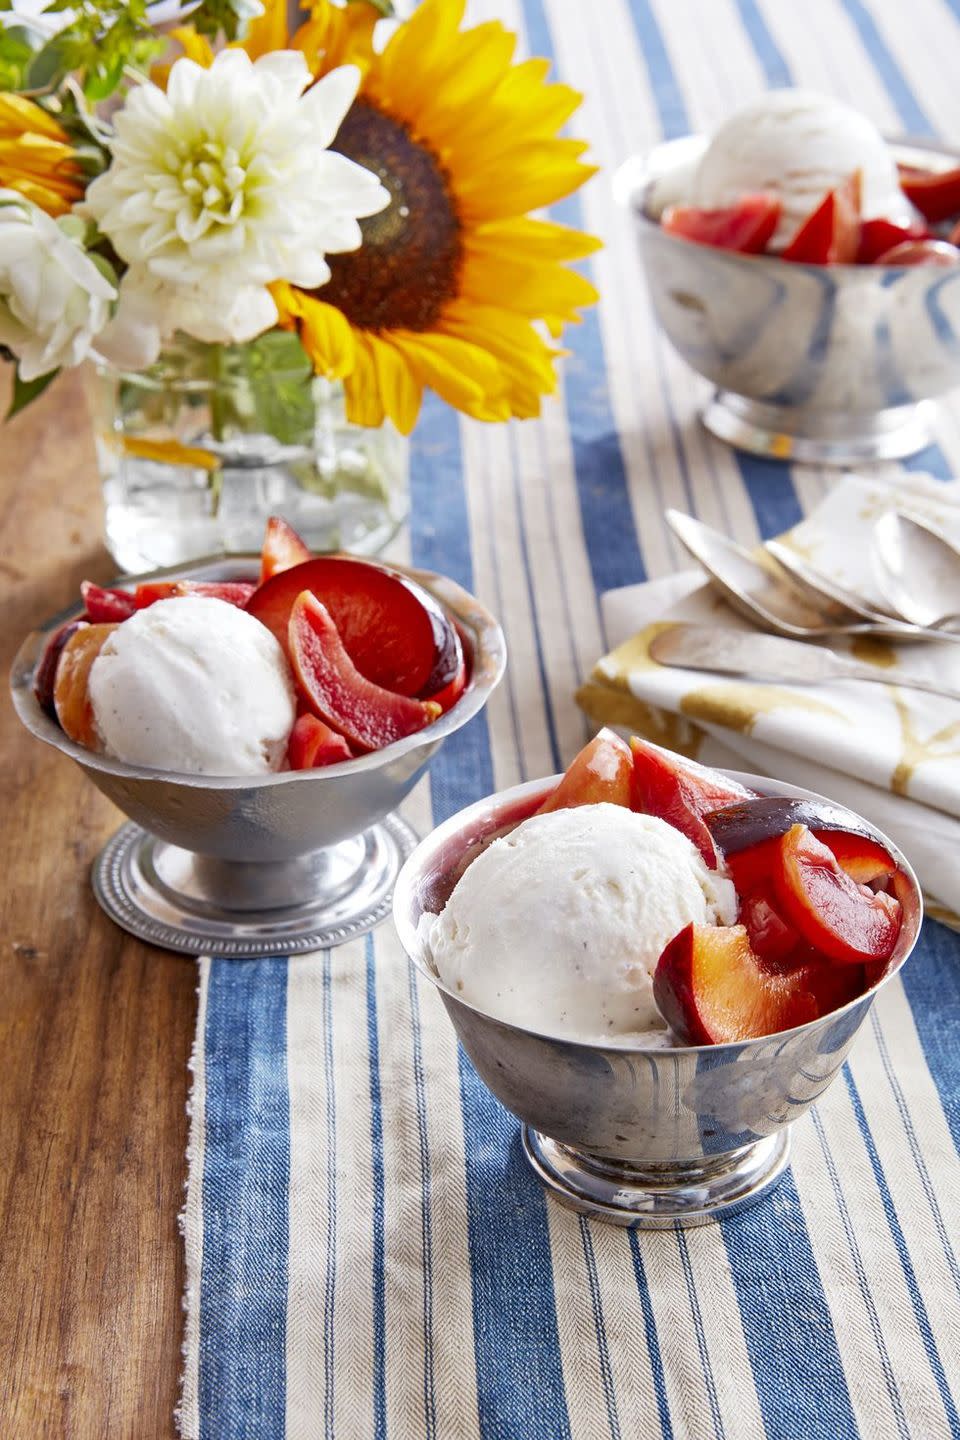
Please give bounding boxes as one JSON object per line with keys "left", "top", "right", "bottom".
{"left": 0, "top": 367, "right": 196, "bottom": 1439}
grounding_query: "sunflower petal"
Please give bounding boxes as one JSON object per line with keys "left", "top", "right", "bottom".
{"left": 389, "top": 330, "right": 510, "bottom": 422}
{"left": 236, "top": 0, "right": 289, "bottom": 60}
{"left": 293, "top": 5, "right": 380, "bottom": 77}
{"left": 366, "top": 333, "right": 423, "bottom": 435}
{"left": 344, "top": 336, "right": 386, "bottom": 427}
{"left": 460, "top": 249, "right": 599, "bottom": 324}
{"left": 440, "top": 300, "right": 558, "bottom": 391}
{"left": 0, "top": 94, "right": 68, "bottom": 143}
{"left": 371, "top": 0, "right": 466, "bottom": 116}
{"left": 456, "top": 142, "right": 597, "bottom": 222}
{"left": 469, "top": 217, "right": 603, "bottom": 264}
{"left": 290, "top": 295, "right": 357, "bottom": 380}
{"left": 168, "top": 25, "right": 215, "bottom": 67}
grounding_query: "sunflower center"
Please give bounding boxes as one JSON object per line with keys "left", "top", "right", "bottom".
{"left": 319, "top": 100, "right": 461, "bottom": 332}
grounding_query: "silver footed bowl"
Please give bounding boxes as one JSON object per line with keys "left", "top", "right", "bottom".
{"left": 393, "top": 771, "right": 923, "bottom": 1228}
{"left": 11, "top": 555, "right": 506, "bottom": 956}
{"left": 617, "top": 136, "right": 960, "bottom": 465}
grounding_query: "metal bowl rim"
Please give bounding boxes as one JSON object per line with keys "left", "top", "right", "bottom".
{"left": 394, "top": 769, "right": 924, "bottom": 1058}
{"left": 10, "top": 552, "right": 507, "bottom": 790}
{"left": 619, "top": 133, "right": 960, "bottom": 276}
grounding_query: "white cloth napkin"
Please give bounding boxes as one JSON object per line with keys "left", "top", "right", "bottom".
{"left": 578, "top": 475, "right": 960, "bottom": 922}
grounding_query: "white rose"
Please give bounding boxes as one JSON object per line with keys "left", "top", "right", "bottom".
{"left": 0, "top": 193, "right": 116, "bottom": 382}
{"left": 84, "top": 49, "right": 388, "bottom": 349}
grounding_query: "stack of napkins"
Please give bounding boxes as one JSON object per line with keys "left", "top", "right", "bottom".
{"left": 578, "top": 475, "right": 960, "bottom": 922}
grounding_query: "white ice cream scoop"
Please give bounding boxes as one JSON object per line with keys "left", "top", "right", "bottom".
{"left": 423, "top": 802, "right": 737, "bottom": 1044}
{"left": 88, "top": 595, "right": 296, "bottom": 776}
{"left": 692, "top": 89, "right": 914, "bottom": 250}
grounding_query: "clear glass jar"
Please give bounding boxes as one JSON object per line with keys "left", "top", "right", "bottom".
{"left": 93, "top": 334, "right": 409, "bottom": 573}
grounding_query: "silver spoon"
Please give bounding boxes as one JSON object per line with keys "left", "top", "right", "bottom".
{"left": 666, "top": 509, "right": 960, "bottom": 644}
{"left": 764, "top": 539, "right": 906, "bottom": 625}
{"left": 873, "top": 510, "right": 960, "bottom": 631}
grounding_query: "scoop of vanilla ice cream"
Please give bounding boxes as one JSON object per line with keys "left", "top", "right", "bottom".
{"left": 423, "top": 803, "right": 737, "bottom": 1043}
{"left": 88, "top": 596, "right": 296, "bottom": 775}
{"left": 692, "top": 89, "right": 913, "bottom": 250}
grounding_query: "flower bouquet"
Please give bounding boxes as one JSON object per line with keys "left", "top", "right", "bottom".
{"left": 0, "top": 0, "right": 599, "bottom": 566}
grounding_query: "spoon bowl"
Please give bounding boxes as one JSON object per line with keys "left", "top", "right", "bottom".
{"left": 764, "top": 540, "right": 905, "bottom": 625}
{"left": 666, "top": 510, "right": 955, "bottom": 644}
{"left": 872, "top": 510, "right": 960, "bottom": 631}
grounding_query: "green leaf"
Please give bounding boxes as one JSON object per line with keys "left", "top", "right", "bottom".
{"left": 0, "top": 28, "right": 36, "bottom": 90}
{"left": 83, "top": 53, "right": 125, "bottom": 101}
{"left": 6, "top": 368, "right": 58, "bottom": 422}
{"left": 25, "top": 33, "right": 72, "bottom": 89}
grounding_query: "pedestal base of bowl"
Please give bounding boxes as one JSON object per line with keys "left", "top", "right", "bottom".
{"left": 702, "top": 391, "right": 934, "bottom": 466}
{"left": 522, "top": 1126, "right": 791, "bottom": 1229}
{"left": 92, "top": 815, "right": 418, "bottom": 956}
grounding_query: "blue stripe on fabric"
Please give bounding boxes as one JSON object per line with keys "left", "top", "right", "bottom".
{"left": 810, "top": 1106, "right": 909, "bottom": 1439}
{"left": 627, "top": 1235, "right": 673, "bottom": 1440}
{"left": 199, "top": 959, "right": 290, "bottom": 1440}
{"left": 720, "top": 1167, "right": 858, "bottom": 1440}
{"left": 521, "top": 0, "right": 646, "bottom": 603}
{"left": 510, "top": 452, "right": 562, "bottom": 773}
{"left": 868, "top": 1008, "right": 960, "bottom": 1295}
{"left": 675, "top": 1233, "right": 724, "bottom": 1440}
{"left": 410, "top": 399, "right": 572, "bottom": 1440}
{"left": 897, "top": 924, "right": 960, "bottom": 1155}
{"left": 624, "top": 0, "right": 690, "bottom": 139}
{"left": 406, "top": 958, "right": 437, "bottom": 1440}
{"left": 365, "top": 937, "right": 388, "bottom": 1440}
{"left": 836, "top": 0, "right": 933, "bottom": 135}
{"left": 321, "top": 952, "right": 338, "bottom": 1440}
{"left": 735, "top": 457, "right": 804, "bottom": 538}
{"left": 410, "top": 394, "right": 495, "bottom": 824}
{"left": 731, "top": 0, "right": 792, "bottom": 87}
{"left": 579, "top": 1218, "right": 622, "bottom": 1440}
{"left": 611, "top": 9, "right": 855, "bottom": 1437}
{"left": 843, "top": 1070, "right": 959, "bottom": 1432}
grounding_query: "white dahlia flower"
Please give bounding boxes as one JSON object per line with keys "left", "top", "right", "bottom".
{"left": 0, "top": 193, "right": 116, "bottom": 381}
{"left": 84, "top": 49, "right": 388, "bottom": 348}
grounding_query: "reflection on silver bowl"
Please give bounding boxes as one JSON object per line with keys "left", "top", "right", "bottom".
{"left": 11, "top": 555, "right": 506, "bottom": 956}
{"left": 617, "top": 135, "right": 960, "bottom": 464}
{"left": 393, "top": 772, "right": 922, "bottom": 1228}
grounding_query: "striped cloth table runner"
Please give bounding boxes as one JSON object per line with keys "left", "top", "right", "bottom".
{"left": 179, "top": 2, "right": 960, "bottom": 1436}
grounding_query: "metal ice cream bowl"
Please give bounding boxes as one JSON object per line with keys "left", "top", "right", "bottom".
{"left": 393, "top": 771, "right": 922, "bottom": 1228}
{"left": 617, "top": 135, "right": 960, "bottom": 465}
{"left": 10, "top": 555, "right": 505, "bottom": 956}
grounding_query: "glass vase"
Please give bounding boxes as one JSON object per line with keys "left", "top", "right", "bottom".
{"left": 93, "top": 334, "right": 409, "bottom": 573}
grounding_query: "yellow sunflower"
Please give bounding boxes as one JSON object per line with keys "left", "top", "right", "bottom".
{"left": 281, "top": 0, "right": 600, "bottom": 432}
{"left": 0, "top": 94, "right": 84, "bottom": 217}
{"left": 163, "top": 0, "right": 600, "bottom": 432}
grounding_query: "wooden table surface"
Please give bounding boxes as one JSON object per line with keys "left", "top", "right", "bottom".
{"left": 1, "top": 369, "right": 193, "bottom": 1439}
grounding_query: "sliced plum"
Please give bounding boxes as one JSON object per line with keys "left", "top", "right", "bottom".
{"left": 781, "top": 171, "right": 861, "bottom": 264}
{"left": 288, "top": 591, "right": 441, "bottom": 753}
{"left": 653, "top": 922, "right": 819, "bottom": 1045}
{"left": 249, "top": 556, "right": 460, "bottom": 699}
{"left": 661, "top": 194, "right": 781, "bottom": 254}
{"left": 287, "top": 712, "right": 353, "bottom": 770}
{"left": 52, "top": 623, "right": 117, "bottom": 748}
{"left": 771, "top": 825, "right": 901, "bottom": 965}
{"left": 630, "top": 737, "right": 754, "bottom": 867}
{"left": 34, "top": 620, "right": 88, "bottom": 720}
{"left": 537, "top": 730, "right": 632, "bottom": 814}
{"left": 260, "top": 515, "right": 311, "bottom": 583}
{"left": 133, "top": 580, "right": 256, "bottom": 609}
{"left": 80, "top": 582, "right": 137, "bottom": 623}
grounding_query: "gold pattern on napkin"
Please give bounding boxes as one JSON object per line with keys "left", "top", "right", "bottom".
{"left": 891, "top": 694, "right": 960, "bottom": 798}
{"left": 680, "top": 684, "right": 844, "bottom": 734}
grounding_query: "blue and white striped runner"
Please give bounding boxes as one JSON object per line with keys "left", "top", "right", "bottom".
{"left": 179, "top": 2, "right": 960, "bottom": 1435}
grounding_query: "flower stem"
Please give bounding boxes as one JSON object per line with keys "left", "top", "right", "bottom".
{"left": 208, "top": 342, "right": 227, "bottom": 443}
{"left": 208, "top": 342, "right": 227, "bottom": 518}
